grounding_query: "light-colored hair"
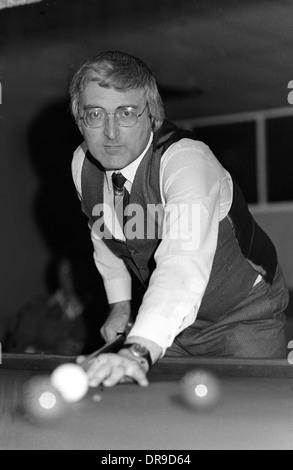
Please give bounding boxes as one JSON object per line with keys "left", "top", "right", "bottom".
{"left": 70, "top": 51, "right": 165, "bottom": 132}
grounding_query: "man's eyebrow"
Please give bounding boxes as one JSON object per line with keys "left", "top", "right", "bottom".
{"left": 83, "top": 104, "right": 102, "bottom": 110}
{"left": 82, "top": 104, "right": 139, "bottom": 111}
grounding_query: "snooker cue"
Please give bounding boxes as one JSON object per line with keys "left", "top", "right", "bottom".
{"left": 79, "top": 327, "right": 132, "bottom": 370}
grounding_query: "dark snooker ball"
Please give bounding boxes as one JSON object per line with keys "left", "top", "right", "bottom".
{"left": 20, "top": 375, "right": 71, "bottom": 424}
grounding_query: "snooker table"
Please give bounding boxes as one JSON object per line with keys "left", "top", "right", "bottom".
{"left": 1, "top": 353, "right": 293, "bottom": 450}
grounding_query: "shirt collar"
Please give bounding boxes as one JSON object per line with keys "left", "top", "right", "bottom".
{"left": 105, "top": 132, "right": 153, "bottom": 190}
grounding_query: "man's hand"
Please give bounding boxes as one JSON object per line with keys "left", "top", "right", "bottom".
{"left": 100, "top": 300, "right": 132, "bottom": 342}
{"left": 80, "top": 352, "right": 149, "bottom": 388}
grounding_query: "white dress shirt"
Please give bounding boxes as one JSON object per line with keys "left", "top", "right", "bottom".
{"left": 72, "top": 135, "right": 241, "bottom": 354}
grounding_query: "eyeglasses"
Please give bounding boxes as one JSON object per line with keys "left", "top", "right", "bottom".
{"left": 80, "top": 103, "right": 148, "bottom": 129}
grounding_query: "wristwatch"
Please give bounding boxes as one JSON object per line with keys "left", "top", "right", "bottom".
{"left": 120, "top": 343, "right": 152, "bottom": 369}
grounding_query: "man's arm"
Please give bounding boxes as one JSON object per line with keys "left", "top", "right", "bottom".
{"left": 72, "top": 144, "right": 133, "bottom": 341}
{"left": 91, "top": 230, "right": 133, "bottom": 340}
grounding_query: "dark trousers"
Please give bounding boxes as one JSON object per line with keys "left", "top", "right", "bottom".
{"left": 166, "top": 265, "right": 289, "bottom": 359}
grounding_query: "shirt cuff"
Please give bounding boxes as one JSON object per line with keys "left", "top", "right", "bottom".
{"left": 104, "top": 276, "right": 132, "bottom": 305}
{"left": 127, "top": 312, "right": 181, "bottom": 356}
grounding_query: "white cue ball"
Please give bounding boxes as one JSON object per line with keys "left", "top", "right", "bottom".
{"left": 51, "top": 364, "right": 89, "bottom": 403}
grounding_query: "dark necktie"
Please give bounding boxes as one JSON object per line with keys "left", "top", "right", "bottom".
{"left": 112, "top": 172, "right": 130, "bottom": 232}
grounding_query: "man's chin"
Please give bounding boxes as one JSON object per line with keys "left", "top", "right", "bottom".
{"left": 98, "top": 156, "right": 129, "bottom": 171}
{"left": 88, "top": 148, "right": 132, "bottom": 170}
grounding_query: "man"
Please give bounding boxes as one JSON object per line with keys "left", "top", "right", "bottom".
{"left": 70, "top": 51, "right": 288, "bottom": 388}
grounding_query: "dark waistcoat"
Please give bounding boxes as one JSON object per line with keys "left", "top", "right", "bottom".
{"left": 81, "top": 121, "right": 277, "bottom": 322}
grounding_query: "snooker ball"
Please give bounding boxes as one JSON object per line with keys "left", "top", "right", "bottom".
{"left": 50, "top": 363, "right": 89, "bottom": 403}
{"left": 179, "top": 370, "right": 221, "bottom": 411}
{"left": 20, "top": 375, "right": 70, "bottom": 424}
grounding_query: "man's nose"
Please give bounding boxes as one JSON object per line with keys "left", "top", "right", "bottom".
{"left": 104, "top": 115, "right": 120, "bottom": 139}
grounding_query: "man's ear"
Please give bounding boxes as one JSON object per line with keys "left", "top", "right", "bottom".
{"left": 148, "top": 113, "right": 155, "bottom": 131}
{"left": 77, "top": 119, "right": 84, "bottom": 136}
{"left": 73, "top": 103, "right": 84, "bottom": 135}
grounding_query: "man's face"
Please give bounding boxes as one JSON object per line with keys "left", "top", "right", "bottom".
{"left": 78, "top": 83, "right": 152, "bottom": 170}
